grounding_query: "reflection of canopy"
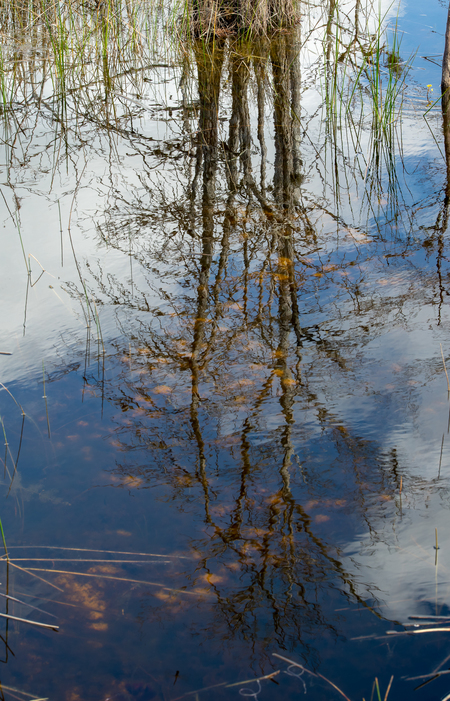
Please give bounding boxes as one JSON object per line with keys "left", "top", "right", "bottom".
{"left": 98, "top": 34, "right": 399, "bottom": 660}
{"left": 0, "top": 0, "right": 449, "bottom": 686}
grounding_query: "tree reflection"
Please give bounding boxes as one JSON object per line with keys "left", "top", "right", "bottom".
{"left": 88, "top": 33, "right": 404, "bottom": 663}
{"left": 1, "top": 0, "right": 450, "bottom": 694}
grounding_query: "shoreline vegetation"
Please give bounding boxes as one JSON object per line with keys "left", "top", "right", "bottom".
{"left": 185, "top": 0, "right": 300, "bottom": 37}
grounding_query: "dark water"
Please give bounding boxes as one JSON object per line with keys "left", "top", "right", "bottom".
{"left": 0, "top": 0, "right": 450, "bottom": 699}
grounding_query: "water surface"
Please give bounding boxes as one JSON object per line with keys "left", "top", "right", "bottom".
{"left": 0, "top": 0, "right": 449, "bottom": 698}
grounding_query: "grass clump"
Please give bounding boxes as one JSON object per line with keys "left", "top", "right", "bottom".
{"left": 183, "top": 0, "right": 300, "bottom": 38}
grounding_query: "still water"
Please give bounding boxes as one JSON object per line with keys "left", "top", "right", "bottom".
{"left": 0, "top": 0, "right": 449, "bottom": 698}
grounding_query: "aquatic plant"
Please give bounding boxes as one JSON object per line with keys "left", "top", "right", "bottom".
{"left": 184, "top": 0, "right": 300, "bottom": 38}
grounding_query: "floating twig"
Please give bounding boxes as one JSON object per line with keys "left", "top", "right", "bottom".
{"left": 405, "top": 670, "right": 450, "bottom": 681}
{"left": 386, "top": 627, "right": 450, "bottom": 635}
{"left": 172, "top": 671, "right": 280, "bottom": 700}
{"left": 6, "top": 562, "right": 64, "bottom": 592}
{"left": 0, "top": 612, "right": 58, "bottom": 631}
{"left": 383, "top": 675, "right": 394, "bottom": 701}
{"left": 435, "top": 527, "right": 440, "bottom": 566}
{"left": 439, "top": 436, "right": 445, "bottom": 479}
{"left": 0, "top": 591, "right": 57, "bottom": 618}
{"left": 42, "top": 362, "right": 51, "bottom": 439}
{"left": 441, "top": 344, "right": 450, "bottom": 392}
{"left": 226, "top": 671, "right": 280, "bottom": 688}
{"left": 5, "top": 546, "right": 190, "bottom": 558}
{"left": 409, "top": 615, "right": 450, "bottom": 620}
{"left": 0, "top": 383, "right": 24, "bottom": 416}
{"left": 22, "top": 568, "right": 211, "bottom": 596}
{"left": 8, "top": 558, "right": 171, "bottom": 564}
{"left": 273, "top": 653, "right": 351, "bottom": 701}
{"left": 0, "top": 683, "right": 48, "bottom": 699}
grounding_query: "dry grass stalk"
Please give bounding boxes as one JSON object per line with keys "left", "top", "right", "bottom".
{"left": 23, "top": 567, "right": 212, "bottom": 596}
{"left": 0, "top": 612, "right": 58, "bottom": 632}
{"left": 186, "top": 0, "right": 299, "bottom": 38}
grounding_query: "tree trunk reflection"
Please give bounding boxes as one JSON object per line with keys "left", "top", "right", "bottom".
{"left": 96, "top": 33, "right": 398, "bottom": 660}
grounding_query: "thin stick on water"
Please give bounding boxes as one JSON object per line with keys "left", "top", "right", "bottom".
{"left": 6, "top": 562, "right": 64, "bottom": 592}
{"left": 226, "top": 671, "right": 280, "bottom": 688}
{"left": 383, "top": 676, "right": 394, "bottom": 701}
{"left": 441, "top": 344, "right": 450, "bottom": 392}
{"left": 409, "top": 615, "right": 450, "bottom": 620}
{"left": 435, "top": 527, "right": 439, "bottom": 567}
{"left": 0, "top": 516, "right": 8, "bottom": 561}
{"left": 439, "top": 435, "right": 444, "bottom": 478}
{"left": 172, "top": 671, "right": 280, "bottom": 700}
{"left": 403, "top": 621, "right": 450, "bottom": 627}
{"left": 0, "top": 683, "right": 48, "bottom": 699}
{"left": 386, "top": 627, "right": 450, "bottom": 635}
{"left": 0, "top": 383, "right": 25, "bottom": 416}
{"left": 22, "top": 568, "right": 211, "bottom": 596}
{"left": 0, "top": 612, "right": 58, "bottom": 632}
{"left": 42, "top": 362, "right": 51, "bottom": 439}
{"left": 406, "top": 670, "right": 450, "bottom": 681}
{"left": 272, "top": 653, "right": 351, "bottom": 701}
{"left": 3, "top": 546, "right": 190, "bottom": 558}
{"left": 0, "top": 591, "right": 57, "bottom": 619}
{"left": 58, "top": 199, "right": 63, "bottom": 267}
{"left": 0, "top": 418, "right": 8, "bottom": 480}
{"left": 7, "top": 559, "right": 171, "bottom": 563}
{"left": 375, "top": 678, "right": 381, "bottom": 701}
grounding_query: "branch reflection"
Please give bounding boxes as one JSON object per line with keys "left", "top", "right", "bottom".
{"left": 93, "top": 34, "right": 401, "bottom": 662}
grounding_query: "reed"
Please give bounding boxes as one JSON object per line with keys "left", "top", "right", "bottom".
{"left": 183, "top": 0, "right": 299, "bottom": 38}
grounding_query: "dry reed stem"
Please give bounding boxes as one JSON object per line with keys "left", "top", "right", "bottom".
{"left": 441, "top": 344, "right": 450, "bottom": 392}
{"left": 407, "top": 670, "right": 450, "bottom": 680}
{"left": 23, "top": 568, "right": 212, "bottom": 596}
{"left": 12, "top": 590, "right": 87, "bottom": 610}
{"left": 0, "top": 684, "right": 47, "bottom": 699}
{"left": 273, "top": 653, "right": 351, "bottom": 701}
{"left": 0, "top": 382, "right": 25, "bottom": 415}
{"left": 0, "top": 591, "right": 57, "bottom": 618}
{"left": 383, "top": 676, "right": 393, "bottom": 701}
{"left": 172, "top": 671, "right": 280, "bottom": 700}
{"left": 226, "top": 671, "right": 280, "bottom": 688}
{"left": 409, "top": 615, "right": 450, "bottom": 620}
{"left": 8, "top": 558, "right": 172, "bottom": 563}
{"left": 4, "top": 546, "right": 190, "bottom": 558}
{"left": 387, "top": 628, "right": 450, "bottom": 635}
{"left": 6, "top": 562, "right": 64, "bottom": 592}
{"left": 0, "top": 611, "right": 58, "bottom": 631}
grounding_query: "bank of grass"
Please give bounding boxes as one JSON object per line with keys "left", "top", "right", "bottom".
{"left": 0, "top": 0, "right": 162, "bottom": 111}
{"left": 317, "top": 0, "right": 412, "bottom": 208}
{"left": 0, "top": 0, "right": 407, "bottom": 129}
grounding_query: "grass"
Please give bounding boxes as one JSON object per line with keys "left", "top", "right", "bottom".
{"left": 319, "top": 0, "right": 413, "bottom": 210}
{"left": 0, "top": 0, "right": 411, "bottom": 195}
